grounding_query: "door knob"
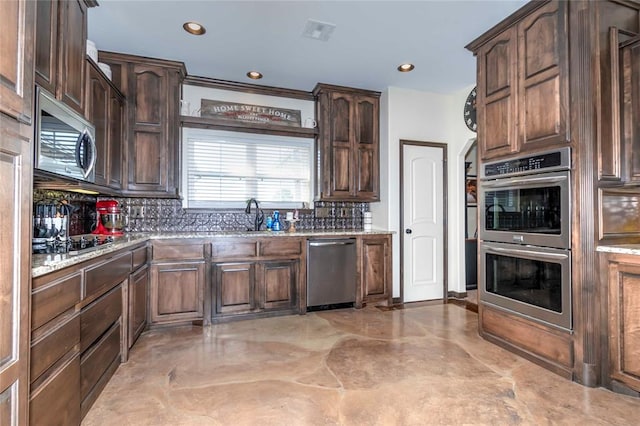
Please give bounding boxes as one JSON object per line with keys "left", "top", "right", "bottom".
{"left": 405, "top": 228, "right": 412, "bottom": 234}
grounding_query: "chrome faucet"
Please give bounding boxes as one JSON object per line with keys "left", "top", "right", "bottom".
{"left": 245, "top": 198, "right": 264, "bottom": 231}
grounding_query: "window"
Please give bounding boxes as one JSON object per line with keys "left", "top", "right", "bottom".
{"left": 182, "top": 128, "right": 314, "bottom": 209}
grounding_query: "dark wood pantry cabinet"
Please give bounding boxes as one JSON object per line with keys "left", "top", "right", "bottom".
{"left": 0, "top": 0, "right": 35, "bottom": 422}
{"left": 98, "top": 52, "right": 186, "bottom": 197}
{"left": 35, "top": 0, "right": 96, "bottom": 115}
{"left": 314, "top": 84, "right": 380, "bottom": 201}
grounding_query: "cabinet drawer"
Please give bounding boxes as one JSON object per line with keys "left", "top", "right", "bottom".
{"left": 84, "top": 251, "right": 131, "bottom": 301}
{"left": 152, "top": 242, "right": 204, "bottom": 260}
{"left": 30, "top": 352, "right": 81, "bottom": 426}
{"left": 30, "top": 314, "right": 80, "bottom": 384}
{"left": 132, "top": 245, "right": 148, "bottom": 270}
{"left": 81, "top": 285, "right": 122, "bottom": 352}
{"left": 31, "top": 272, "right": 81, "bottom": 330}
{"left": 260, "top": 238, "right": 302, "bottom": 256}
{"left": 81, "top": 321, "right": 121, "bottom": 400}
{"left": 211, "top": 240, "right": 257, "bottom": 259}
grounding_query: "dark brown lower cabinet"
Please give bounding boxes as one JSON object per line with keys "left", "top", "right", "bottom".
{"left": 150, "top": 261, "right": 205, "bottom": 324}
{"left": 259, "top": 261, "right": 297, "bottom": 311}
{"left": 79, "top": 285, "right": 123, "bottom": 418}
{"left": 213, "top": 260, "right": 298, "bottom": 317}
{"left": 128, "top": 264, "right": 149, "bottom": 348}
{"left": 358, "top": 235, "right": 392, "bottom": 306}
{"left": 604, "top": 254, "right": 640, "bottom": 395}
{"left": 214, "top": 262, "right": 256, "bottom": 315}
{"left": 29, "top": 352, "right": 81, "bottom": 426}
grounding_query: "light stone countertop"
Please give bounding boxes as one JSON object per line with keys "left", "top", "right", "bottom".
{"left": 596, "top": 244, "right": 640, "bottom": 256}
{"left": 32, "top": 229, "right": 393, "bottom": 278}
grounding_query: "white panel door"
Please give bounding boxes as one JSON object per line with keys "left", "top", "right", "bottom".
{"left": 402, "top": 144, "right": 444, "bottom": 302}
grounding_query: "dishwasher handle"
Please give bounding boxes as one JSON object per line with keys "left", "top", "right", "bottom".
{"left": 309, "top": 239, "right": 356, "bottom": 247}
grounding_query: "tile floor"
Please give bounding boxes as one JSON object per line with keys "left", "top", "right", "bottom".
{"left": 83, "top": 304, "right": 640, "bottom": 425}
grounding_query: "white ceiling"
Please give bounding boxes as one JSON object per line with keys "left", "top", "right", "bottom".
{"left": 89, "top": 0, "right": 528, "bottom": 94}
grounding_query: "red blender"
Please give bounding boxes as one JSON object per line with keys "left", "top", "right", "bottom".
{"left": 93, "top": 200, "right": 124, "bottom": 236}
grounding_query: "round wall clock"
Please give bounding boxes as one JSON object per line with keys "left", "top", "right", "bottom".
{"left": 464, "top": 87, "right": 477, "bottom": 132}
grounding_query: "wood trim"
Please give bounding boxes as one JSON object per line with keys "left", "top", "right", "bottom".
{"left": 465, "top": 0, "right": 551, "bottom": 53}
{"left": 181, "top": 115, "right": 317, "bottom": 138}
{"left": 184, "top": 75, "right": 315, "bottom": 101}
{"left": 569, "top": 1, "right": 599, "bottom": 388}
{"left": 399, "top": 140, "right": 448, "bottom": 304}
{"left": 312, "top": 82, "right": 381, "bottom": 98}
{"left": 98, "top": 50, "right": 186, "bottom": 77}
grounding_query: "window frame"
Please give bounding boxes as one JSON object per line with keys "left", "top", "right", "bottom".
{"left": 181, "top": 127, "right": 315, "bottom": 210}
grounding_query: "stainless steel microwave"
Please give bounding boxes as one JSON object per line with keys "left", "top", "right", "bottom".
{"left": 35, "top": 88, "right": 96, "bottom": 182}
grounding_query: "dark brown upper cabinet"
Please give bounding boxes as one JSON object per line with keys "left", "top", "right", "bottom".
{"left": 621, "top": 36, "right": 640, "bottom": 183}
{"left": 35, "top": 0, "right": 94, "bottom": 115}
{"left": 472, "top": 0, "right": 569, "bottom": 161}
{"left": 98, "top": 52, "right": 186, "bottom": 198}
{"left": 314, "top": 84, "right": 380, "bottom": 201}
{"left": 84, "top": 59, "right": 125, "bottom": 190}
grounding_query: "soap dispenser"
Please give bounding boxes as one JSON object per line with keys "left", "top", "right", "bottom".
{"left": 272, "top": 211, "right": 281, "bottom": 231}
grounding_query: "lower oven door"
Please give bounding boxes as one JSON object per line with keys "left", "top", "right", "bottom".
{"left": 479, "top": 241, "right": 572, "bottom": 330}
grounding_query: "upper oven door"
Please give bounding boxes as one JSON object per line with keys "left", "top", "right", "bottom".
{"left": 479, "top": 170, "right": 570, "bottom": 249}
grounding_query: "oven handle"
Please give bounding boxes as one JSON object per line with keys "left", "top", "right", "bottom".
{"left": 482, "top": 175, "right": 567, "bottom": 189}
{"left": 484, "top": 245, "right": 569, "bottom": 261}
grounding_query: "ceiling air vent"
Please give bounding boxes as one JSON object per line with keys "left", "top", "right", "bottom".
{"left": 302, "top": 19, "right": 336, "bottom": 42}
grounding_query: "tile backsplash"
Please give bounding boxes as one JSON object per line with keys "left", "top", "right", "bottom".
{"left": 33, "top": 190, "right": 368, "bottom": 233}
{"left": 119, "top": 198, "right": 368, "bottom": 232}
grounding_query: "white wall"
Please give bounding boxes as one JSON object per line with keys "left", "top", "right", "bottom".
{"left": 371, "top": 85, "right": 476, "bottom": 298}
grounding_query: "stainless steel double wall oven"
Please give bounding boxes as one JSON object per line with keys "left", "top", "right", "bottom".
{"left": 479, "top": 148, "right": 572, "bottom": 330}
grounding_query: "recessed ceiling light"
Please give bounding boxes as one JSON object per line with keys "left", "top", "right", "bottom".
{"left": 246, "top": 71, "right": 263, "bottom": 80}
{"left": 183, "top": 21, "right": 206, "bottom": 35}
{"left": 397, "top": 63, "right": 415, "bottom": 72}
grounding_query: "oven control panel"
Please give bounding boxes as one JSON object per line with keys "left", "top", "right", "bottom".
{"left": 482, "top": 147, "right": 570, "bottom": 178}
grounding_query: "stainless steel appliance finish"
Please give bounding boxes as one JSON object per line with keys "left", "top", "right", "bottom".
{"left": 307, "top": 238, "right": 357, "bottom": 307}
{"left": 35, "top": 88, "right": 97, "bottom": 182}
{"left": 480, "top": 170, "right": 570, "bottom": 249}
{"left": 479, "top": 241, "right": 572, "bottom": 330}
{"left": 479, "top": 148, "right": 572, "bottom": 330}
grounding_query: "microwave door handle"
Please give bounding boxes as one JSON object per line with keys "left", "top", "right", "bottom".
{"left": 76, "top": 129, "right": 96, "bottom": 179}
{"left": 483, "top": 175, "right": 567, "bottom": 189}
{"left": 484, "top": 245, "right": 569, "bottom": 261}
{"left": 85, "top": 131, "right": 97, "bottom": 178}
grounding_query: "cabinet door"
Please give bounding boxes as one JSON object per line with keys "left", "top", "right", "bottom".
{"left": 327, "top": 92, "right": 354, "bottom": 198}
{"left": 354, "top": 95, "right": 379, "bottom": 200}
{"left": 258, "top": 261, "right": 297, "bottom": 311}
{"left": 360, "top": 236, "right": 391, "bottom": 304}
{"left": 86, "top": 62, "right": 110, "bottom": 186}
{"left": 150, "top": 262, "right": 204, "bottom": 323}
{"left": 213, "top": 262, "right": 256, "bottom": 315}
{"left": 108, "top": 90, "right": 125, "bottom": 189}
{"left": 127, "top": 64, "right": 169, "bottom": 193}
{"left": 34, "top": 0, "right": 57, "bottom": 96}
{"left": 608, "top": 261, "right": 640, "bottom": 392}
{"left": 128, "top": 265, "right": 148, "bottom": 348}
{"left": 57, "top": 0, "right": 87, "bottom": 114}
{"left": 1, "top": 0, "right": 35, "bottom": 123}
{"left": 0, "top": 120, "right": 33, "bottom": 426}
{"left": 517, "top": 0, "right": 569, "bottom": 153}
{"left": 622, "top": 38, "right": 640, "bottom": 183}
{"left": 477, "top": 27, "right": 518, "bottom": 160}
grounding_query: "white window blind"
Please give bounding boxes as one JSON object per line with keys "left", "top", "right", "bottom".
{"left": 182, "top": 129, "right": 313, "bottom": 209}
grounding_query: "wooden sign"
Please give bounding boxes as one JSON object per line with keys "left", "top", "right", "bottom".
{"left": 200, "top": 99, "right": 302, "bottom": 127}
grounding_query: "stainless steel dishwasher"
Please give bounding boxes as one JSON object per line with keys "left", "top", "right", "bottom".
{"left": 307, "top": 238, "right": 357, "bottom": 308}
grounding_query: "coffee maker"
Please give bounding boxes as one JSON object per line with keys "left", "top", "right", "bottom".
{"left": 93, "top": 200, "right": 124, "bottom": 235}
